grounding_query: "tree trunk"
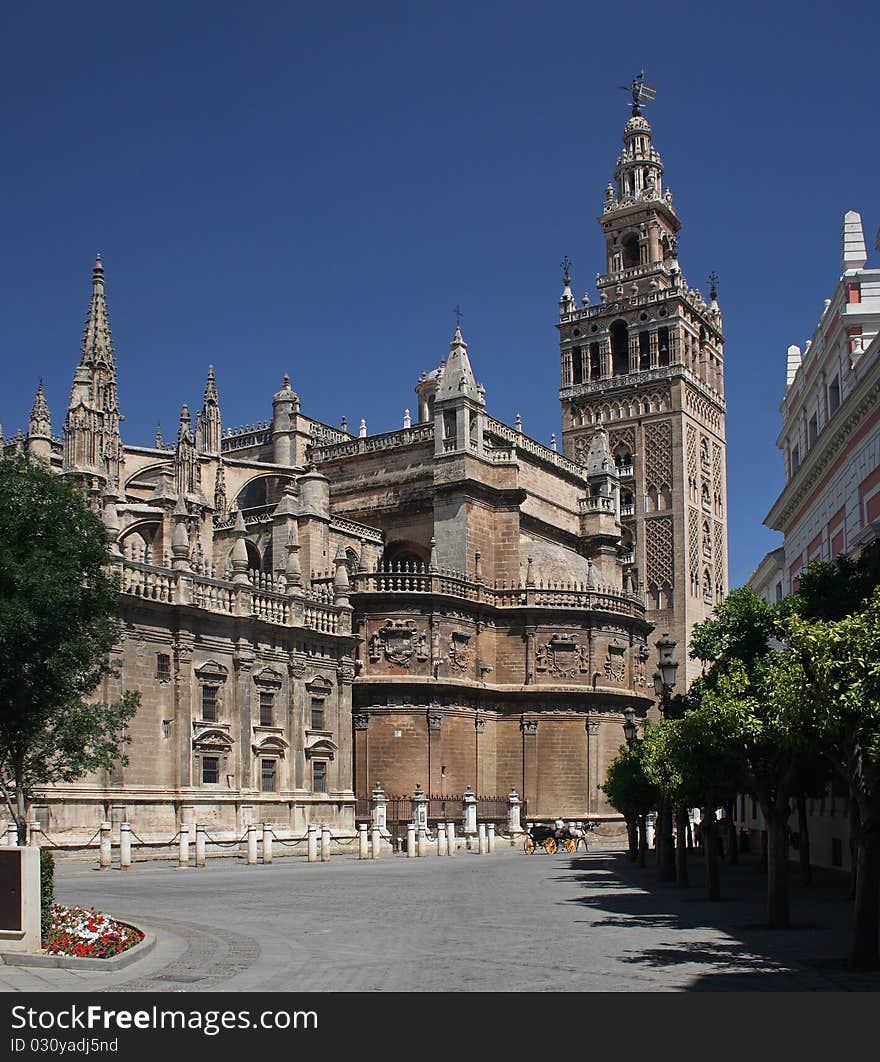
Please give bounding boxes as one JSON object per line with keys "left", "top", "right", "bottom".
{"left": 850, "top": 804, "right": 880, "bottom": 968}
{"left": 766, "top": 807, "right": 791, "bottom": 929}
{"left": 675, "top": 807, "right": 689, "bottom": 887}
{"left": 658, "top": 798, "right": 675, "bottom": 881}
{"left": 724, "top": 801, "right": 739, "bottom": 865}
{"left": 796, "top": 794, "right": 812, "bottom": 886}
{"left": 638, "top": 815, "right": 648, "bottom": 867}
{"left": 626, "top": 817, "right": 638, "bottom": 861}
{"left": 686, "top": 819, "right": 693, "bottom": 850}
{"left": 702, "top": 807, "right": 721, "bottom": 901}
{"left": 849, "top": 798, "right": 860, "bottom": 900}
{"left": 14, "top": 774, "right": 27, "bottom": 846}
{"left": 760, "top": 828, "right": 768, "bottom": 872}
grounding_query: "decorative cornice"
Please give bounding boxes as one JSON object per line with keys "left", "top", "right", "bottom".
{"left": 766, "top": 372, "right": 880, "bottom": 532}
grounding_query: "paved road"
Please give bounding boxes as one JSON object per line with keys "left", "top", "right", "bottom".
{"left": 2, "top": 845, "right": 879, "bottom": 992}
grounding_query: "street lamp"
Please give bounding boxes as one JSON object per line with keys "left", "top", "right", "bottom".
{"left": 622, "top": 706, "right": 638, "bottom": 748}
{"left": 653, "top": 632, "right": 681, "bottom": 884}
{"left": 654, "top": 633, "right": 679, "bottom": 716}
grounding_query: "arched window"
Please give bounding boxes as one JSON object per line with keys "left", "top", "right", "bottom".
{"left": 611, "top": 320, "right": 629, "bottom": 376}
{"left": 658, "top": 327, "right": 670, "bottom": 367}
{"left": 703, "top": 568, "right": 713, "bottom": 600}
{"left": 622, "top": 233, "right": 640, "bottom": 269}
{"left": 646, "top": 486, "right": 659, "bottom": 511}
{"left": 660, "top": 484, "right": 673, "bottom": 510}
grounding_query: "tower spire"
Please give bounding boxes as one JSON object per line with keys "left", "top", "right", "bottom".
{"left": 63, "top": 256, "right": 123, "bottom": 487}
{"left": 80, "top": 254, "right": 115, "bottom": 370}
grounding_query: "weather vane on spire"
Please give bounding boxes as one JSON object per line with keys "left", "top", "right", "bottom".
{"left": 561, "top": 256, "right": 573, "bottom": 284}
{"left": 619, "top": 71, "right": 657, "bottom": 116}
{"left": 708, "top": 272, "right": 719, "bottom": 300}
{"left": 454, "top": 304, "right": 464, "bottom": 329}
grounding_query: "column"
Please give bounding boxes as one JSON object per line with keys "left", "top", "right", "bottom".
{"left": 587, "top": 719, "right": 601, "bottom": 815}
{"left": 521, "top": 719, "right": 539, "bottom": 818}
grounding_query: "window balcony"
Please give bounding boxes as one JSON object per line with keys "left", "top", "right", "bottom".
{"left": 617, "top": 463, "right": 634, "bottom": 479}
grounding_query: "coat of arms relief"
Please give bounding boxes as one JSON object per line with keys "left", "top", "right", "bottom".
{"left": 368, "top": 620, "right": 429, "bottom": 668}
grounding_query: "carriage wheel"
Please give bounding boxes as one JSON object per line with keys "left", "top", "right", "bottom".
{"left": 544, "top": 837, "right": 558, "bottom": 855}
{"left": 564, "top": 838, "right": 577, "bottom": 854}
{"left": 524, "top": 836, "right": 536, "bottom": 855}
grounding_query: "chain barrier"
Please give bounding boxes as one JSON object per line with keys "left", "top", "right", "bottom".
{"left": 272, "top": 836, "right": 308, "bottom": 848}
{"left": 202, "top": 831, "right": 248, "bottom": 847}
{"left": 33, "top": 826, "right": 102, "bottom": 851}
{"left": 327, "top": 832, "right": 356, "bottom": 846}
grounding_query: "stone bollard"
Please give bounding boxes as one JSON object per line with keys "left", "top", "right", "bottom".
{"left": 406, "top": 822, "right": 416, "bottom": 858}
{"left": 477, "top": 822, "right": 488, "bottom": 854}
{"left": 28, "top": 820, "right": 41, "bottom": 848}
{"left": 321, "top": 826, "right": 331, "bottom": 862}
{"left": 178, "top": 823, "right": 190, "bottom": 870}
{"left": 99, "top": 821, "right": 112, "bottom": 870}
{"left": 120, "top": 822, "right": 133, "bottom": 870}
{"left": 195, "top": 824, "right": 206, "bottom": 866}
{"left": 507, "top": 788, "right": 522, "bottom": 845}
{"left": 6, "top": 822, "right": 18, "bottom": 847}
{"left": 307, "top": 823, "right": 319, "bottom": 863}
{"left": 437, "top": 824, "right": 448, "bottom": 856}
{"left": 371, "top": 783, "right": 388, "bottom": 836}
{"left": 247, "top": 822, "right": 259, "bottom": 866}
{"left": 417, "top": 826, "right": 428, "bottom": 857}
{"left": 358, "top": 823, "right": 369, "bottom": 859}
{"left": 263, "top": 823, "right": 274, "bottom": 865}
{"left": 370, "top": 824, "right": 381, "bottom": 859}
{"left": 463, "top": 787, "right": 477, "bottom": 848}
{"left": 488, "top": 822, "right": 496, "bottom": 853}
{"left": 446, "top": 821, "right": 455, "bottom": 856}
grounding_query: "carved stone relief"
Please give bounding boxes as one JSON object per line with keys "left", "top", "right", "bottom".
{"left": 368, "top": 620, "right": 429, "bottom": 668}
{"left": 535, "top": 633, "right": 589, "bottom": 679}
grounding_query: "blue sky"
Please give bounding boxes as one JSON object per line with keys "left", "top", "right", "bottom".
{"left": 2, "top": 1, "right": 878, "bottom": 588}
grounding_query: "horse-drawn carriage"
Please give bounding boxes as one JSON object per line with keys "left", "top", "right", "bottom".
{"left": 523, "top": 821, "right": 597, "bottom": 855}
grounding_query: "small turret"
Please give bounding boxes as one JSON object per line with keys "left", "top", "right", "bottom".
{"left": 171, "top": 494, "right": 191, "bottom": 570}
{"left": 433, "top": 326, "right": 486, "bottom": 457}
{"left": 196, "top": 365, "right": 222, "bottom": 456}
{"left": 27, "top": 380, "right": 52, "bottom": 461}
{"left": 272, "top": 373, "right": 300, "bottom": 465}
{"left": 842, "top": 210, "right": 868, "bottom": 273}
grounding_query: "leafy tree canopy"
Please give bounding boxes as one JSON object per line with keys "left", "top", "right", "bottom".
{"left": 0, "top": 455, "right": 138, "bottom": 828}
{"left": 602, "top": 741, "right": 659, "bottom": 820}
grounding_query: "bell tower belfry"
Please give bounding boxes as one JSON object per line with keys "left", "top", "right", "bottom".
{"left": 558, "top": 79, "right": 728, "bottom": 684}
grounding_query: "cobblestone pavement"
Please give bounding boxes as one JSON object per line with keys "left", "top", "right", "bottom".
{"left": 3, "top": 845, "right": 880, "bottom": 992}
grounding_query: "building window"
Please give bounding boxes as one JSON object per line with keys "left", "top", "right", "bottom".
{"left": 201, "top": 685, "right": 218, "bottom": 722}
{"left": 259, "top": 691, "right": 274, "bottom": 728}
{"left": 202, "top": 756, "right": 219, "bottom": 784}
{"left": 261, "top": 759, "right": 277, "bottom": 793}
{"left": 790, "top": 444, "right": 800, "bottom": 474}
{"left": 311, "top": 698, "right": 325, "bottom": 731}
{"left": 808, "top": 412, "right": 818, "bottom": 447}
{"left": 162, "top": 720, "right": 171, "bottom": 739}
{"left": 572, "top": 347, "right": 583, "bottom": 385}
{"left": 312, "top": 761, "right": 327, "bottom": 793}
{"left": 156, "top": 653, "right": 171, "bottom": 682}
{"left": 828, "top": 376, "right": 841, "bottom": 415}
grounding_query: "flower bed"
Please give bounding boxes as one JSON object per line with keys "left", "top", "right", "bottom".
{"left": 42, "top": 904, "right": 144, "bottom": 959}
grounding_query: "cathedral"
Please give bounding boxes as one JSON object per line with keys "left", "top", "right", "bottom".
{"left": 3, "top": 93, "right": 727, "bottom": 842}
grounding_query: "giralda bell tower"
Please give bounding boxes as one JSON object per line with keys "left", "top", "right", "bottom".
{"left": 558, "top": 77, "right": 728, "bottom": 685}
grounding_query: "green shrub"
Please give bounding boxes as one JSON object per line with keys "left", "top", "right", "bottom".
{"left": 40, "top": 849, "right": 55, "bottom": 941}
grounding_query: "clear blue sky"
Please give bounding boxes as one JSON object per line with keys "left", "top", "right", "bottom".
{"left": 2, "top": 1, "right": 878, "bottom": 588}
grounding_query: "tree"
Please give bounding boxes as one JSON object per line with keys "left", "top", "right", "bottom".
{"left": 783, "top": 590, "right": 880, "bottom": 967}
{"left": 0, "top": 454, "right": 139, "bottom": 841}
{"left": 642, "top": 709, "right": 744, "bottom": 900}
{"left": 689, "top": 587, "right": 808, "bottom": 927}
{"left": 602, "top": 743, "right": 659, "bottom": 866}
{"left": 785, "top": 548, "right": 880, "bottom": 623}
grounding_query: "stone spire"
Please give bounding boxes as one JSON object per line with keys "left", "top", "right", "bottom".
{"left": 175, "top": 404, "right": 197, "bottom": 497}
{"left": 171, "top": 494, "right": 191, "bottom": 570}
{"left": 559, "top": 257, "right": 576, "bottom": 317}
{"left": 63, "top": 256, "right": 123, "bottom": 486}
{"left": 842, "top": 210, "right": 868, "bottom": 272}
{"left": 28, "top": 380, "right": 51, "bottom": 437}
{"left": 197, "top": 365, "right": 222, "bottom": 456}
{"left": 80, "top": 255, "right": 115, "bottom": 371}
{"left": 230, "top": 509, "right": 250, "bottom": 583}
{"left": 435, "top": 327, "right": 484, "bottom": 405}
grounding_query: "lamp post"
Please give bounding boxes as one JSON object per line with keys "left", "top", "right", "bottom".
{"left": 620, "top": 706, "right": 647, "bottom": 865}
{"left": 653, "top": 633, "right": 679, "bottom": 882}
